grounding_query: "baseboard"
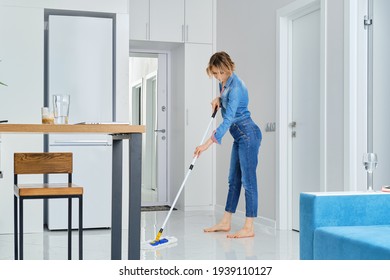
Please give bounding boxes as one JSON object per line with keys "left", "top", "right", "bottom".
{"left": 184, "top": 205, "right": 214, "bottom": 211}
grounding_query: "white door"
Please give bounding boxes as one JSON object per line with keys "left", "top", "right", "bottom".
{"left": 291, "top": 9, "right": 321, "bottom": 230}
{"left": 129, "top": 53, "right": 168, "bottom": 205}
{"left": 155, "top": 54, "right": 168, "bottom": 203}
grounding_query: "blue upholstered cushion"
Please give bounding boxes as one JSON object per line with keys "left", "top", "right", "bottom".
{"left": 314, "top": 225, "right": 390, "bottom": 260}
{"left": 300, "top": 193, "right": 390, "bottom": 259}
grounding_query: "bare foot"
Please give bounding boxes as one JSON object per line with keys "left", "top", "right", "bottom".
{"left": 204, "top": 222, "right": 231, "bottom": 232}
{"left": 227, "top": 227, "right": 255, "bottom": 238}
{"left": 227, "top": 218, "right": 255, "bottom": 238}
{"left": 204, "top": 212, "right": 232, "bottom": 232}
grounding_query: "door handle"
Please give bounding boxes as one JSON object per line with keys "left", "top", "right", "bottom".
{"left": 154, "top": 129, "right": 166, "bottom": 133}
{"left": 50, "top": 140, "right": 111, "bottom": 146}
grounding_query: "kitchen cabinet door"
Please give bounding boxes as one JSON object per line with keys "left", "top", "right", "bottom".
{"left": 185, "top": 0, "right": 213, "bottom": 44}
{"left": 184, "top": 44, "right": 213, "bottom": 208}
{"left": 150, "top": 0, "right": 184, "bottom": 42}
{"left": 129, "top": 0, "right": 149, "bottom": 40}
{"left": 130, "top": 0, "right": 214, "bottom": 44}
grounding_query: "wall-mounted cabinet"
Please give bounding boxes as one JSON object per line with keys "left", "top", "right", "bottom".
{"left": 184, "top": 0, "right": 213, "bottom": 44}
{"left": 129, "top": 0, "right": 213, "bottom": 44}
{"left": 128, "top": 0, "right": 150, "bottom": 40}
{"left": 149, "top": 0, "right": 184, "bottom": 42}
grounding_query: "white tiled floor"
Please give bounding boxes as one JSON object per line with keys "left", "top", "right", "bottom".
{"left": 0, "top": 210, "right": 299, "bottom": 260}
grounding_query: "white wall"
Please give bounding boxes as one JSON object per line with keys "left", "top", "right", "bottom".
{"left": 216, "top": 0, "right": 345, "bottom": 225}
{"left": 326, "top": 0, "right": 344, "bottom": 192}
{"left": 0, "top": 6, "right": 45, "bottom": 234}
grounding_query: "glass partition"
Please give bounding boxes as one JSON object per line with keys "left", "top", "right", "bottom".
{"left": 371, "top": 0, "right": 390, "bottom": 189}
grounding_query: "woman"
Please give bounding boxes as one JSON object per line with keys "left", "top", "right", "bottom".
{"left": 194, "top": 51, "right": 262, "bottom": 238}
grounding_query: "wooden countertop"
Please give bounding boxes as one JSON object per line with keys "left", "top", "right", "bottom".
{"left": 0, "top": 123, "right": 145, "bottom": 134}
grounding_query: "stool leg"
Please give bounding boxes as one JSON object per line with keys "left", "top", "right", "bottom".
{"left": 14, "top": 195, "right": 18, "bottom": 260}
{"left": 79, "top": 196, "right": 83, "bottom": 260}
{"left": 19, "top": 198, "right": 23, "bottom": 260}
{"left": 68, "top": 197, "right": 72, "bottom": 260}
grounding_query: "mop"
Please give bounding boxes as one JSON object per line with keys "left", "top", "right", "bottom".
{"left": 141, "top": 108, "right": 218, "bottom": 250}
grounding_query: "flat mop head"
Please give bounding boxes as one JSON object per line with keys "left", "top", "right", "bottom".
{"left": 141, "top": 236, "right": 178, "bottom": 251}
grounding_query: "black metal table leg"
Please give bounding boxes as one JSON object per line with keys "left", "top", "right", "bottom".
{"left": 128, "top": 133, "right": 142, "bottom": 260}
{"left": 111, "top": 137, "right": 123, "bottom": 260}
{"left": 110, "top": 133, "right": 142, "bottom": 260}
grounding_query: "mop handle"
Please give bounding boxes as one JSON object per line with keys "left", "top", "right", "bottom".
{"left": 159, "top": 107, "right": 218, "bottom": 231}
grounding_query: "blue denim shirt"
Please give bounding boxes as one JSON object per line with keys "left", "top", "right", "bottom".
{"left": 213, "top": 72, "right": 251, "bottom": 144}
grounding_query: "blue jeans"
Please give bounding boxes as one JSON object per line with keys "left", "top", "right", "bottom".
{"left": 225, "top": 117, "right": 262, "bottom": 218}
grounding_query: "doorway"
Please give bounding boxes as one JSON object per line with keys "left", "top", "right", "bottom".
{"left": 129, "top": 53, "right": 168, "bottom": 206}
{"left": 276, "top": 0, "right": 326, "bottom": 231}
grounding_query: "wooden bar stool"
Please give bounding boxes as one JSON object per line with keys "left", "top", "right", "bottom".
{"left": 13, "top": 152, "right": 83, "bottom": 260}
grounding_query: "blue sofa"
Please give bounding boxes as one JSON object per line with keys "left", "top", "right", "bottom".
{"left": 300, "top": 192, "right": 390, "bottom": 260}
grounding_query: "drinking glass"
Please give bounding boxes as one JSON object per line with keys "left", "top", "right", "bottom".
{"left": 53, "top": 95, "right": 70, "bottom": 124}
{"left": 363, "top": 152, "right": 378, "bottom": 191}
{"left": 41, "top": 107, "right": 54, "bottom": 124}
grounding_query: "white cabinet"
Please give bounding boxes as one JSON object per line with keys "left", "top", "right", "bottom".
{"left": 129, "top": 0, "right": 213, "bottom": 44}
{"left": 150, "top": 0, "right": 184, "bottom": 42}
{"left": 185, "top": 0, "right": 213, "bottom": 44}
{"left": 170, "top": 43, "right": 214, "bottom": 210}
{"left": 129, "top": 0, "right": 183, "bottom": 42}
{"left": 129, "top": 0, "right": 149, "bottom": 40}
{"left": 183, "top": 44, "right": 214, "bottom": 209}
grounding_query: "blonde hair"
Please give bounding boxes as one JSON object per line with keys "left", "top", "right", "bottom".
{"left": 206, "top": 51, "right": 235, "bottom": 77}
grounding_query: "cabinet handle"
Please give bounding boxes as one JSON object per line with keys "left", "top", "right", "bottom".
{"left": 186, "top": 109, "right": 189, "bottom": 125}
{"left": 182, "top": 25, "right": 185, "bottom": 42}
{"left": 186, "top": 25, "right": 189, "bottom": 42}
{"left": 146, "top": 23, "right": 149, "bottom": 40}
{"left": 51, "top": 140, "right": 111, "bottom": 146}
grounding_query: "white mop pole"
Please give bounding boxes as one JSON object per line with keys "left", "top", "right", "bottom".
{"left": 153, "top": 108, "right": 218, "bottom": 242}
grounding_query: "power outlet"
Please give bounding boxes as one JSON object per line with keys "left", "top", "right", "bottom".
{"left": 265, "top": 122, "right": 276, "bottom": 132}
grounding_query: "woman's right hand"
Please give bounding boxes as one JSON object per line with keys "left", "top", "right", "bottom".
{"left": 194, "top": 138, "right": 214, "bottom": 158}
{"left": 211, "top": 97, "right": 220, "bottom": 113}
